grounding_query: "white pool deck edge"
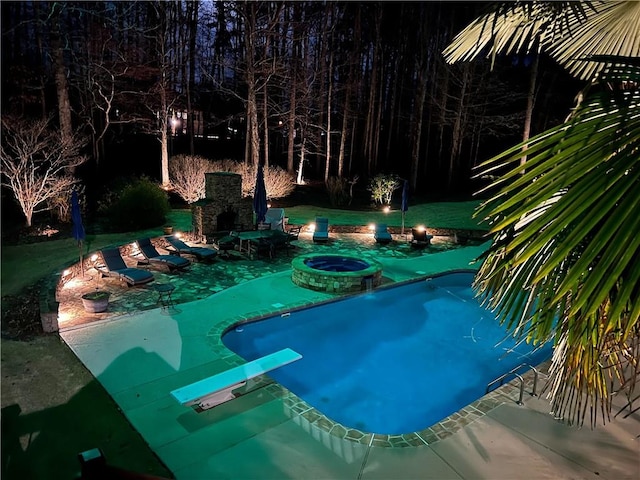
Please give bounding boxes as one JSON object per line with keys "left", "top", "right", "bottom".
{"left": 60, "top": 243, "right": 640, "bottom": 479}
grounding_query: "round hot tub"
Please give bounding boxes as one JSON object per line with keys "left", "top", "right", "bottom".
{"left": 291, "top": 254, "right": 383, "bottom": 293}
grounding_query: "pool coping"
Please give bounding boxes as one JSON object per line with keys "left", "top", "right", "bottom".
{"left": 209, "top": 269, "right": 548, "bottom": 448}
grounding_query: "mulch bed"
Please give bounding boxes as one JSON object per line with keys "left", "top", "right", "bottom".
{"left": 1, "top": 222, "right": 67, "bottom": 341}
{"left": 1, "top": 284, "right": 43, "bottom": 341}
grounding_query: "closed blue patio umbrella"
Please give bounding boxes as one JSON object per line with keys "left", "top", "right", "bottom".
{"left": 253, "top": 164, "right": 268, "bottom": 226}
{"left": 401, "top": 179, "right": 409, "bottom": 235}
{"left": 71, "top": 190, "right": 86, "bottom": 276}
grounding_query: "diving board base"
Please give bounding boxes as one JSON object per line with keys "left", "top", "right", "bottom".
{"left": 193, "top": 381, "right": 246, "bottom": 410}
{"left": 171, "top": 348, "right": 302, "bottom": 411}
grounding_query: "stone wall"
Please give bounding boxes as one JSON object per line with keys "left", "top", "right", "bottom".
{"left": 192, "top": 172, "right": 254, "bottom": 240}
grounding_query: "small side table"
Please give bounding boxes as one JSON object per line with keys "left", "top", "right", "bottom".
{"left": 153, "top": 283, "right": 175, "bottom": 311}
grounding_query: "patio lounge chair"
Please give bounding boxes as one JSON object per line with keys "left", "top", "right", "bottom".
{"left": 164, "top": 235, "right": 218, "bottom": 262}
{"left": 264, "top": 207, "right": 285, "bottom": 231}
{"left": 171, "top": 348, "right": 302, "bottom": 410}
{"left": 97, "top": 248, "right": 154, "bottom": 287}
{"left": 374, "top": 223, "right": 392, "bottom": 244}
{"left": 135, "top": 237, "right": 191, "bottom": 272}
{"left": 411, "top": 228, "right": 433, "bottom": 249}
{"left": 313, "top": 217, "right": 329, "bottom": 243}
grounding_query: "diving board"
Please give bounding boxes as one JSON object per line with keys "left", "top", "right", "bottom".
{"left": 171, "top": 348, "right": 302, "bottom": 411}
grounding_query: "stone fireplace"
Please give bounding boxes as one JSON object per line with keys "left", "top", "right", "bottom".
{"left": 191, "top": 172, "right": 254, "bottom": 240}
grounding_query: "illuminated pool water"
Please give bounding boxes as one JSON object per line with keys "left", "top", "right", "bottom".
{"left": 304, "top": 255, "right": 370, "bottom": 272}
{"left": 222, "top": 271, "right": 551, "bottom": 435}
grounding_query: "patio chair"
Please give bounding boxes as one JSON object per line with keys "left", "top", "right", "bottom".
{"left": 96, "top": 248, "right": 154, "bottom": 287}
{"left": 249, "top": 237, "right": 275, "bottom": 260}
{"left": 269, "top": 230, "right": 295, "bottom": 256}
{"left": 374, "top": 223, "right": 392, "bottom": 244}
{"left": 164, "top": 235, "right": 218, "bottom": 262}
{"left": 212, "top": 232, "right": 240, "bottom": 258}
{"left": 313, "top": 217, "right": 329, "bottom": 243}
{"left": 264, "top": 207, "right": 285, "bottom": 231}
{"left": 411, "top": 228, "right": 433, "bottom": 249}
{"left": 135, "top": 237, "right": 191, "bottom": 272}
{"left": 286, "top": 225, "right": 302, "bottom": 242}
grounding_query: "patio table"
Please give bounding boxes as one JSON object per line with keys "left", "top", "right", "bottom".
{"left": 236, "top": 230, "right": 289, "bottom": 259}
{"left": 152, "top": 283, "right": 175, "bottom": 311}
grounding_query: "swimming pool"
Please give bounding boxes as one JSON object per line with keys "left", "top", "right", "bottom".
{"left": 222, "top": 271, "right": 551, "bottom": 435}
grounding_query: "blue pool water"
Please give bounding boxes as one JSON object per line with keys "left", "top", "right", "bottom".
{"left": 304, "top": 255, "right": 370, "bottom": 272}
{"left": 222, "top": 271, "right": 551, "bottom": 435}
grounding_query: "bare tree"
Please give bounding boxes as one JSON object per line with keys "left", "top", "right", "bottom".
{"left": 0, "top": 117, "right": 87, "bottom": 226}
{"left": 169, "top": 154, "right": 212, "bottom": 203}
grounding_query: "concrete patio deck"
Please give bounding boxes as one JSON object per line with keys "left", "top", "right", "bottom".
{"left": 57, "top": 234, "right": 639, "bottom": 479}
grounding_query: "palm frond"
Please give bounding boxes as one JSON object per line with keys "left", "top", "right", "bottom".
{"left": 443, "top": 1, "right": 590, "bottom": 66}
{"left": 474, "top": 58, "right": 640, "bottom": 427}
{"left": 548, "top": 1, "right": 640, "bottom": 80}
{"left": 444, "top": 1, "right": 640, "bottom": 83}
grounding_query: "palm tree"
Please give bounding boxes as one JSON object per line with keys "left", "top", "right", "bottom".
{"left": 444, "top": 1, "right": 640, "bottom": 427}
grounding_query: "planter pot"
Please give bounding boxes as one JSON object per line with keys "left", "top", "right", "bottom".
{"left": 163, "top": 226, "right": 174, "bottom": 235}
{"left": 81, "top": 291, "right": 110, "bottom": 313}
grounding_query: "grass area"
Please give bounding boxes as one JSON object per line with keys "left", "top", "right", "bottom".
{"left": 1, "top": 201, "right": 482, "bottom": 297}
{"left": 283, "top": 200, "right": 483, "bottom": 229}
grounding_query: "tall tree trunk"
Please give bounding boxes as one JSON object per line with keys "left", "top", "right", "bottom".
{"left": 365, "top": 7, "right": 382, "bottom": 175}
{"left": 338, "top": 5, "right": 361, "bottom": 178}
{"left": 385, "top": 53, "right": 401, "bottom": 160}
{"left": 160, "top": 86, "right": 170, "bottom": 187}
{"left": 262, "top": 20, "right": 271, "bottom": 168}
{"left": 296, "top": 138, "right": 306, "bottom": 184}
{"left": 33, "top": 2, "right": 48, "bottom": 119}
{"left": 287, "top": 81, "right": 297, "bottom": 174}
{"left": 154, "top": 1, "right": 171, "bottom": 187}
{"left": 410, "top": 65, "right": 428, "bottom": 190}
{"left": 263, "top": 81, "right": 269, "bottom": 167}
{"left": 287, "top": 3, "right": 300, "bottom": 174}
{"left": 364, "top": 52, "right": 378, "bottom": 175}
{"left": 243, "top": 3, "right": 260, "bottom": 166}
{"left": 187, "top": 1, "right": 198, "bottom": 155}
{"left": 521, "top": 54, "right": 539, "bottom": 167}
{"left": 448, "top": 64, "right": 470, "bottom": 189}
{"left": 49, "top": 4, "right": 73, "bottom": 147}
{"left": 324, "top": 50, "right": 334, "bottom": 182}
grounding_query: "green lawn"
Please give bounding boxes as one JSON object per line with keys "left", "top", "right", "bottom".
{"left": 1, "top": 201, "right": 482, "bottom": 297}
{"left": 284, "top": 200, "right": 483, "bottom": 229}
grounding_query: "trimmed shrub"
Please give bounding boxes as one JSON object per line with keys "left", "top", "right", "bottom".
{"left": 326, "top": 176, "right": 350, "bottom": 207}
{"left": 99, "top": 177, "right": 170, "bottom": 232}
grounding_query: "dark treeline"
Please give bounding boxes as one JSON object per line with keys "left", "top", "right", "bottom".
{"left": 1, "top": 1, "right": 581, "bottom": 201}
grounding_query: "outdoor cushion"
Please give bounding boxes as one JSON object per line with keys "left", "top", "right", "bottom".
{"left": 374, "top": 223, "right": 392, "bottom": 244}
{"left": 313, "top": 217, "right": 329, "bottom": 243}
{"left": 98, "top": 248, "right": 154, "bottom": 286}
{"left": 136, "top": 238, "right": 191, "bottom": 271}
{"left": 264, "top": 208, "right": 285, "bottom": 231}
{"left": 164, "top": 235, "right": 218, "bottom": 261}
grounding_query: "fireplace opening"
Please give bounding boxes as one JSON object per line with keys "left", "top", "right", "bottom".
{"left": 217, "top": 208, "right": 238, "bottom": 232}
